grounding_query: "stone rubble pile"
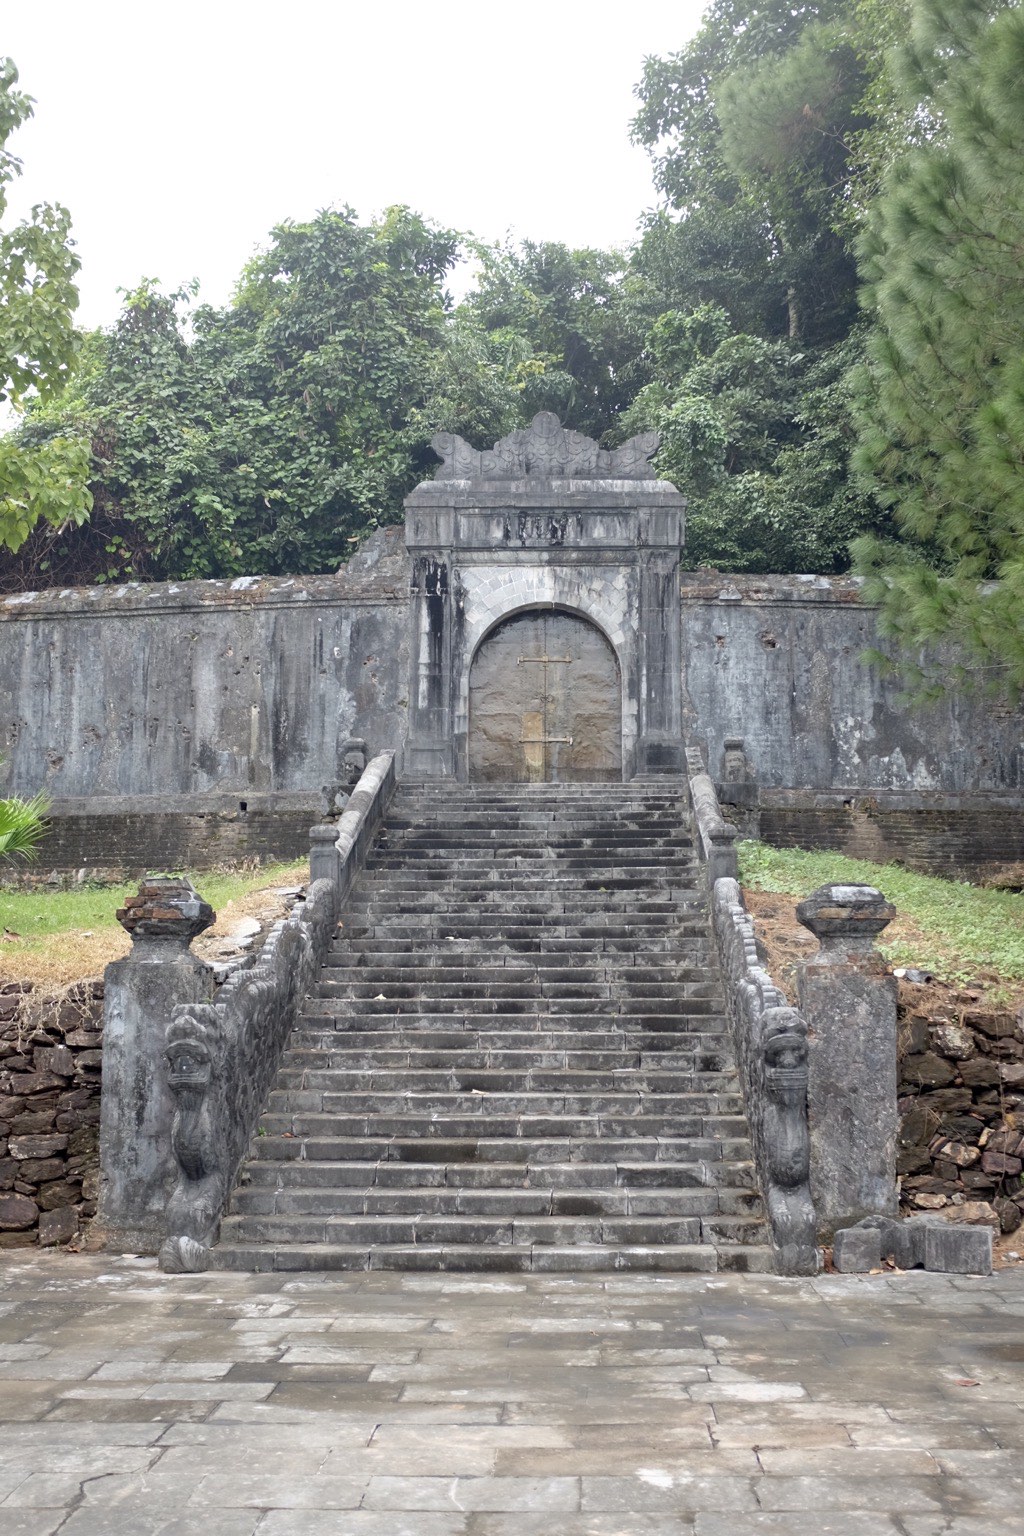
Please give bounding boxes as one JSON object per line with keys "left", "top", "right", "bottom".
{"left": 898, "top": 988, "right": 1024, "bottom": 1234}
{"left": 0, "top": 978, "right": 103, "bottom": 1248}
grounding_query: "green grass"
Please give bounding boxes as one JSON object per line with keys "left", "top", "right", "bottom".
{"left": 738, "top": 841, "right": 1024, "bottom": 988}
{"left": 0, "top": 862, "right": 305, "bottom": 940}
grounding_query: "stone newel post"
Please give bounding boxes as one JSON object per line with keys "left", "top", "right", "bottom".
{"left": 95, "top": 877, "right": 214, "bottom": 1252}
{"left": 796, "top": 883, "right": 898, "bottom": 1239}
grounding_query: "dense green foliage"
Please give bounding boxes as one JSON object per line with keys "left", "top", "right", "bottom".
{"left": 851, "top": 0, "right": 1024, "bottom": 699}
{"left": 4, "top": 0, "right": 1021, "bottom": 609}
{"left": 739, "top": 840, "right": 1024, "bottom": 988}
{"left": 0, "top": 58, "right": 91, "bottom": 553}
{"left": 621, "top": 0, "right": 900, "bottom": 569}
{"left": 613, "top": 308, "right": 886, "bottom": 571}
{"left": 17, "top": 210, "right": 463, "bottom": 581}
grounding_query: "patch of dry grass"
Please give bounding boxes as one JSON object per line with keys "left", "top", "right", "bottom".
{"left": 0, "top": 861, "right": 307, "bottom": 990}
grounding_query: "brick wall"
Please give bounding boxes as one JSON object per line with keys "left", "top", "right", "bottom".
{"left": 757, "top": 802, "right": 1024, "bottom": 881}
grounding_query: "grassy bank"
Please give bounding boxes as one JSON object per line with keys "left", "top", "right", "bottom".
{"left": 738, "top": 842, "right": 1024, "bottom": 990}
{"left": 0, "top": 862, "right": 307, "bottom": 987}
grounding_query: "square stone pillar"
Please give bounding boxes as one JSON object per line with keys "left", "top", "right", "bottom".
{"left": 796, "top": 884, "right": 898, "bottom": 1239}
{"left": 95, "top": 878, "right": 214, "bottom": 1252}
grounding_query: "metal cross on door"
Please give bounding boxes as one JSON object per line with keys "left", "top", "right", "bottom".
{"left": 468, "top": 610, "right": 622, "bottom": 782}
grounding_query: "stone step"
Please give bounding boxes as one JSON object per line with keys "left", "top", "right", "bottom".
{"left": 315, "top": 980, "right": 723, "bottom": 1003}
{"left": 315, "top": 997, "right": 727, "bottom": 1020}
{"left": 333, "top": 936, "right": 709, "bottom": 956}
{"left": 291, "top": 1007, "right": 733, "bottom": 1032}
{"left": 322, "top": 952, "right": 718, "bottom": 972}
{"left": 265, "top": 1088, "right": 745, "bottom": 1116}
{"left": 317, "top": 975, "right": 721, "bottom": 996}
{"left": 287, "top": 1022, "right": 732, "bottom": 1048}
{"left": 282, "top": 1047, "right": 735, "bottom": 1075}
{"left": 220, "top": 1210, "right": 761, "bottom": 1248}
{"left": 212, "top": 1241, "right": 775, "bottom": 1274}
{"left": 250, "top": 1135, "right": 755, "bottom": 1165}
{"left": 382, "top": 846, "right": 692, "bottom": 857}
{"left": 352, "top": 884, "right": 702, "bottom": 900}
{"left": 378, "top": 860, "right": 695, "bottom": 872}
{"left": 370, "top": 880, "right": 698, "bottom": 892}
{"left": 242, "top": 1157, "right": 759, "bottom": 1190}
{"left": 342, "top": 909, "right": 702, "bottom": 926}
{"left": 230, "top": 1183, "right": 764, "bottom": 1218}
{"left": 271, "top": 1068, "right": 736, "bottom": 1094}
{"left": 384, "top": 844, "right": 692, "bottom": 857}
{"left": 256, "top": 1110, "right": 752, "bottom": 1141}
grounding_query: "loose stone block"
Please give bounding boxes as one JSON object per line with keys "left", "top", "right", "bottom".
{"left": 38, "top": 1205, "right": 78, "bottom": 1246}
{"left": 8, "top": 1134, "right": 69, "bottom": 1160}
{"left": 923, "top": 1221, "right": 993, "bottom": 1275}
{"left": 833, "top": 1225, "right": 882, "bottom": 1273}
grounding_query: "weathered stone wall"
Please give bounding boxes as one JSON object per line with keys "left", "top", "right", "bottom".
{"left": 2, "top": 547, "right": 1022, "bottom": 871}
{"left": 681, "top": 572, "right": 1023, "bottom": 793}
{"left": 682, "top": 573, "right": 1024, "bottom": 876}
{"left": 0, "top": 980, "right": 103, "bottom": 1247}
{"left": 755, "top": 797, "right": 1024, "bottom": 881}
{"left": 0, "top": 528, "right": 409, "bottom": 869}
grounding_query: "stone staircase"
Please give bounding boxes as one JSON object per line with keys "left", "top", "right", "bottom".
{"left": 215, "top": 781, "right": 772, "bottom": 1273}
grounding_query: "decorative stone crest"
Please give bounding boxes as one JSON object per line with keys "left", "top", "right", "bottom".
{"left": 431, "top": 411, "right": 660, "bottom": 481}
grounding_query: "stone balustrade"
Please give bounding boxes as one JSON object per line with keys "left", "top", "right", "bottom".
{"left": 95, "top": 752, "right": 396, "bottom": 1269}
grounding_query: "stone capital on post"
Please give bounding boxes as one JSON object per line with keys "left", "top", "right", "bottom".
{"left": 796, "top": 882, "right": 898, "bottom": 1239}
{"left": 95, "top": 876, "right": 215, "bottom": 1253}
{"left": 115, "top": 876, "right": 215, "bottom": 947}
{"left": 309, "top": 823, "right": 342, "bottom": 897}
{"left": 796, "top": 883, "right": 896, "bottom": 956}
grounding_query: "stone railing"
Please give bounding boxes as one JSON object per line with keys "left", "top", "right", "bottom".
{"left": 308, "top": 751, "right": 397, "bottom": 919}
{"left": 97, "top": 752, "right": 396, "bottom": 1270}
{"left": 158, "top": 750, "right": 396, "bottom": 1272}
{"left": 685, "top": 746, "right": 739, "bottom": 884}
{"left": 685, "top": 750, "right": 817, "bottom": 1274}
{"left": 712, "top": 880, "right": 818, "bottom": 1275}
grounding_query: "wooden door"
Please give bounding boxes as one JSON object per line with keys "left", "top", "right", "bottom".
{"left": 468, "top": 610, "right": 621, "bottom": 782}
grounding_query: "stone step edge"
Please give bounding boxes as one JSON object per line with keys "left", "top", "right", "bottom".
{"left": 211, "top": 1242, "right": 776, "bottom": 1274}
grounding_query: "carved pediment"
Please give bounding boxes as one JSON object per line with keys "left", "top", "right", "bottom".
{"left": 431, "top": 412, "right": 659, "bottom": 481}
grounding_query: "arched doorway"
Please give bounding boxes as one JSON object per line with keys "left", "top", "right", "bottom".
{"left": 468, "top": 609, "right": 622, "bottom": 782}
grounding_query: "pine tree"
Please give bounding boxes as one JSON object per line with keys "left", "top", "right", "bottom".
{"left": 852, "top": 0, "right": 1024, "bottom": 698}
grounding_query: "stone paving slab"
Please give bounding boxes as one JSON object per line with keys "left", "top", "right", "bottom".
{"left": 1, "top": 1253, "right": 1023, "bottom": 1534}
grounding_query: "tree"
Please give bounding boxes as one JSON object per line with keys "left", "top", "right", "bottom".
{"left": 631, "top": 1, "right": 853, "bottom": 208}
{"left": 613, "top": 306, "right": 886, "bottom": 573}
{"left": 714, "top": 21, "right": 869, "bottom": 344}
{"left": 851, "top": 0, "right": 1024, "bottom": 698}
{"left": 6, "top": 207, "right": 462, "bottom": 582}
{"left": 463, "top": 241, "right": 637, "bottom": 437}
{"left": 0, "top": 58, "right": 91, "bottom": 552}
{"left": 631, "top": 1, "right": 867, "bottom": 345}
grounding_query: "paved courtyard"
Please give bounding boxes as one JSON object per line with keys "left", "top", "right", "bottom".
{"left": 1, "top": 1253, "right": 1023, "bottom": 1534}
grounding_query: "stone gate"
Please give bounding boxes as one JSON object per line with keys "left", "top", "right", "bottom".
{"left": 403, "top": 412, "right": 687, "bottom": 782}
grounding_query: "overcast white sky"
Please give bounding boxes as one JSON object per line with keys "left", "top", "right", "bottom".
{"left": 4, "top": 0, "right": 706, "bottom": 332}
